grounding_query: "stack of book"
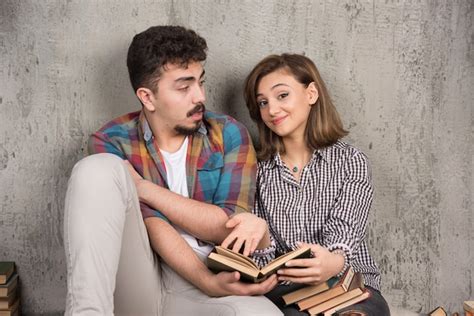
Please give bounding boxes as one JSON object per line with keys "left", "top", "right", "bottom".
{"left": 281, "top": 267, "right": 369, "bottom": 316}
{"left": 465, "top": 301, "right": 474, "bottom": 316}
{"left": 0, "top": 262, "right": 20, "bottom": 316}
{"left": 427, "top": 306, "right": 447, "bottom": 316}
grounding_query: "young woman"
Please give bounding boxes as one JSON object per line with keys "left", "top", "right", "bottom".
{"left": 243, "top": 54, "right": 390, "bottom": 315}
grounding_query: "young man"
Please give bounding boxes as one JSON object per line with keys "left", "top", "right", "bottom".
{"left": 64, "top": 26, "right": 281, "bottom": 315}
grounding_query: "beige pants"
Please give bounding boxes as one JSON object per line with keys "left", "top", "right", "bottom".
{"left": 64, "top": 153, "right": 282, "bottom": 316}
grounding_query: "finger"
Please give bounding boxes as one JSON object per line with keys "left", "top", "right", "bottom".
{"left": 218, "top": 271, "right": 241, "bottom": 284}
{"left": 263, "top": 274, "right": 278, "bottom": 289}
{"left": 285, "top": 258, "right": 315, "bottom": 268}
{"left": 247, "top": 275, "right": 277, "bottom": 295}
{"left": 264, "top": 275, "right": 279, "bottom": 293}
{"left": 248, "top": 238, "right": 259, "bottom": 255}
{"left": 242, "top": 238, "right": 254, "bottom": 257}
{"left": 233, "top": 271, "right": 241, "bottom": 282}
{"left": 308, "top": 243, "right": 324, "bottom": 254}
{"left": 221, "top": 234, "right": 236, "bottom": 249}
{"left": 231, "top": 237, "right": 245, "bottom": 254}
{"left": 225, "top": 217, "right": 239, "bottom": 229}
{"left": 278, "top": 267, "right": 317, "bottom": 278}
{"left": 268, "top": 274, "right": 279, "bottom": 290}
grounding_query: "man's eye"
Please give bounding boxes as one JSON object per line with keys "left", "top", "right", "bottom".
{"left": 257, "top": 100, "right": 268, "bottom": 108}
{"left": 199, "top": 80, "right": 206, "bottom": 86}
{"left": 179, "top": 86, "right": 190, "bottom": 91}
{"left": 278, "top": 93, "right": 289, "bottom": 100}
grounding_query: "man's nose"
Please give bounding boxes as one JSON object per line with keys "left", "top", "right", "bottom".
{"left": 193, "top": 84, "right": 206, "bottom": 104}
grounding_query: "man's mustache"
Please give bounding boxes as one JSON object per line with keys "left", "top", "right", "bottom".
{"left": 187, "top": 103, "right": 205, "bottom": 117}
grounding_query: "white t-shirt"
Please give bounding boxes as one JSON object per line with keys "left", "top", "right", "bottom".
{"left": 160, "top": 137, "right": 213, "bottom": 259}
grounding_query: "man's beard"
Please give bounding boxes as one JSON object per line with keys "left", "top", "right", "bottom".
{"left": 174, "top": 103, "right": 205, "bottom": 135}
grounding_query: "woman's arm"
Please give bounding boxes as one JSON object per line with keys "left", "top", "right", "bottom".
{"left": 277, "top": 151, "right": 373, "bottom": 284}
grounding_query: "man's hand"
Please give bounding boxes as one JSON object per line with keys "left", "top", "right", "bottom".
{"left": 221, "top": 213, "right": 270, "bottom": 256}
{"left": 123, "top": 160, "right": 150, "bottom": 199}
{"left": 276, "top": 243, "right": 344, "bottom": 285}
{"left": 123, "top": 160, "right": 143, "bottom": 183}
{"left": 203, "top": 271, "right": 278, "bottom": 297}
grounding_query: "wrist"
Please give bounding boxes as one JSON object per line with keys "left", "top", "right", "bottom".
{"left": 136, "top": 180, "right": 154, "bottom": 203}
{"left": 331, "top": 249, "right": 347, "bottom": 276}
{"left": 194, "top": 267, "right": 218, "bottom": 296}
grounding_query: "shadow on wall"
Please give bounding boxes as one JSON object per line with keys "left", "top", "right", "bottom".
{"left": 219, "top": 75, "right": 259, "bottom": 144}
{"left": 91, "top": 39, "right": 139, "bottom": 133}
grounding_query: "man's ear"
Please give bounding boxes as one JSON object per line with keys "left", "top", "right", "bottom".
{"left": 136, "top": 87, "right": 156, "bottom": 112}
{"left": 307, "top": 82, "right": 319, "bottom": 105}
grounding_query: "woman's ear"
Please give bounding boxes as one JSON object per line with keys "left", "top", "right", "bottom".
{"left": 307, "top": 82, "right": 319, "bottom": 105}
{"left": 136, "top": 87, "right": 156, "bottom": 112}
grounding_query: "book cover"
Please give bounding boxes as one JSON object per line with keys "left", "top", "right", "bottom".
{"left": 297, "top": 267, "right": 356, "bottom": 311}
{"left": 0, "top": 289, "right": 18, "bottom": 310}
{"left": 307, "top": 287, "right": 364, "bottom": 315}
{"left": 464, "top": 301, "right": 474, "bottom": 313}
{"left": 207, "top": 245, "right": 311, "bottom": 283}
{"left": 0, "top": 297, "right": 19, "bottom": 316}
{"left": 0, "top": 263, "right": 14, "bottom": 285}
{"left": 428, "top": 306, "right": 447, "bottom": 316}
{"left": 322, "top": 288, "right": 371, "bottom": 316}
{"left": 0, "top": 274, "right": 18, "bottom": 298}
{"left": 428, "top": 306, "right": 448, "bottom": 316}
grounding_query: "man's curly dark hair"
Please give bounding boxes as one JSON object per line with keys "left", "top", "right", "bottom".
{"left": 127, "top": 25, "right": 207, "bottom": 93}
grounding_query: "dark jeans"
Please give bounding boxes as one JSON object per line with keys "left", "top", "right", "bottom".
{"left": 265, "top": 283, "right": 390, "bottom": 316}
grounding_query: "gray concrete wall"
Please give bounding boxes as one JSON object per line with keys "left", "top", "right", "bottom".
{"left": 0, "top": 0, "right": 472, "bottom": 314}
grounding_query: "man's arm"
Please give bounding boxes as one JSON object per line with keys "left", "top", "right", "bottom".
{"left": 126, "top": 119, "right": 267, "bottom": 246}
{"left": 139, "top": 181, "right": 229, "bottom": 243}
{"left": 146, "top": 217, "right": 278, "bottom": 296}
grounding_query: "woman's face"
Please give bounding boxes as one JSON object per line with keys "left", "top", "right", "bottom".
{"left": 256, "top": 69, "right": 318, "bottom": 140}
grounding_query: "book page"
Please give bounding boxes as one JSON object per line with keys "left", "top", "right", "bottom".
{"left": 207, "top": 252, "right": 260, "bottom": 279}
{"left": 215, "top": 246, "right": 259, "bottom": 270}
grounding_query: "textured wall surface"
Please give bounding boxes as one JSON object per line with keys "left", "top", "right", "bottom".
{"left": 0, "top": 1, "right": 472, "bottom": 315}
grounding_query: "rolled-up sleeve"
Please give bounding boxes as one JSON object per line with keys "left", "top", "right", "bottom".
{"left": 87, "top": 131, "right": 169, "bottom": 222}
{"left": 323, "top": 151, "right": 373, "bottom": 271}
{"left": 212, "top": 119, "right": 257, "bottom": 216}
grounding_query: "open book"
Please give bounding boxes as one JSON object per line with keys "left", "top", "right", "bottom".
{"left": 207, "top": 245, "right": 311, "bottom": 283}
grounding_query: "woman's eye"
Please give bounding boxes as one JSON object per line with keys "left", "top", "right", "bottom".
{"left": 278, "top": 92, "right": 289, "bottom": 100}
{"left": 257, "top": 100, "right": 268, "bottom": 108}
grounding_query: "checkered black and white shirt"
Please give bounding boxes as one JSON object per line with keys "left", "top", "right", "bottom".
{"left": 252, "top": 140, "right": 381, "bottom": 290}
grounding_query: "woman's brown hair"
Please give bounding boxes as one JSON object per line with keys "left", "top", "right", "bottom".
{"left": 244, "top": 53, "right": 348, "bottom": 161}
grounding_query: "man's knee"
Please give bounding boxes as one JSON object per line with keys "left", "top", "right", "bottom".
{"left": 70, "top": 153, "right": 126, "bottom": 187}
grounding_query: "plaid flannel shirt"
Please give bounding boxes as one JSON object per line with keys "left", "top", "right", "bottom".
{"left": 88, "top": 110, "right": 257, "bottom": 221}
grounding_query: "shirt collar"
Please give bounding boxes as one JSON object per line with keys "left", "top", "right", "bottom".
{"left": 261, "top": 143, "right": 335, "bottom": 170}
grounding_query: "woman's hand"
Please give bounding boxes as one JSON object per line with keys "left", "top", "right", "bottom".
{"left": 276, "top": 243, "right": 345, "bottom": 285}
{"left": 221, "top": 213, "right": 270, "bottom": 257}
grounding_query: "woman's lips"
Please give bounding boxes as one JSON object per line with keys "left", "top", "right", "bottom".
{"left": 272, "top": 115, "right": 287, "bottom": 125}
